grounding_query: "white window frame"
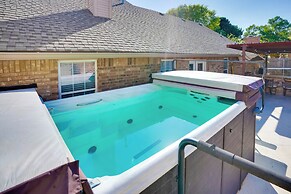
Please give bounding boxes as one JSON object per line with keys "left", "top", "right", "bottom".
{"left": 189, "top": 60, "right": 206, "bottom": 71}
{"left": 160, "top": 59, "right": 176, "bottom": 72}
{"left": 58, "top": 60, "right": 97, "bottom": 99}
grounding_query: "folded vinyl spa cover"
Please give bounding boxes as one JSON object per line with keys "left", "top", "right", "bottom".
{"left": 0, "top": 89, "right": 71, "bottom": 192}
{"left": 152, "top": 71, "right": 263, "bottom": 92}
{"left": 152, "top": 71, "right": 264, "bottom": 107}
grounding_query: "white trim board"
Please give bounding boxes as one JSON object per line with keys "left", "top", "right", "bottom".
{"left": 0, "top": 52, "right": 240, "bottom": 60}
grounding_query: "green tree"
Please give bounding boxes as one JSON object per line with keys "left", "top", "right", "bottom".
{"left": 218, "top": 17, "right": 243, "bottom": 38}
{"left": 244, "top": 16, "right": 291, "bottom": 42}
{"left": 167, "top": 4, "right": 221, "bottom": 31}
{"left": 244, "top": 24, "right": 261, "bottom": 37}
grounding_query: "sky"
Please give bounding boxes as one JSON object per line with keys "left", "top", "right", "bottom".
{"left": 127, "top": 0, "right": 291, "bottom": 31}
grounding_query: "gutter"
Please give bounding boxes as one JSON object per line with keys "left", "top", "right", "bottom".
{"left": 0, "top": 52, "right": 240, "bottom": 60}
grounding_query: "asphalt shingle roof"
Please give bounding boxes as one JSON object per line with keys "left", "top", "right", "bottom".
{"left": 0, "top": 0, "right": 240, "bottom": 55}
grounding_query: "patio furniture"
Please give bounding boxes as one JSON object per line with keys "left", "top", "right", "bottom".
{"left": 264, "top": 78, "right": 279, "bottom": 95}
{"left": 283, "top": 78, "right": 291, "bottom": 96}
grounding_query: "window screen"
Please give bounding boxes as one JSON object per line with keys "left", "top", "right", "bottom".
{"left": 189, "top": 61, "right": 206, "bottom": 71}
{"left": 160, "top": 60, "right": 175, "bottom": 72}
{"left": 197, "top": 63, "right": 203, "bottom": 71}
{"left": 59, "top": 61, "right": 96, "bottom": 98}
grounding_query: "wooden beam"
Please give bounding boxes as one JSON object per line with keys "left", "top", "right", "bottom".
{"left": 264, "top": 55, "right": 268, "bottom": 75}
{"left": 242, "top": 45, "right": 247, "bottom": 75}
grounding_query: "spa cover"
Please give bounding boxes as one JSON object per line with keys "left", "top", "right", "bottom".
{"left": 152, "top": 71, "right": 263, "bottom": 92}
{"left": 0, "top": 88, "right": 72, "bottom": 192}
{"left": 152, "top": 71, "right": 264, "bottom": 107}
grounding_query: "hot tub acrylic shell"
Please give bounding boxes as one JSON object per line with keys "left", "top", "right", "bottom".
{"left": 45, "top": 83, "right": 248, "bottom": 194}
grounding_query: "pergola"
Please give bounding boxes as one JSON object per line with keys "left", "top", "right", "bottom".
{"left": 227, "top": 41, "right": 291, "bottom": 75}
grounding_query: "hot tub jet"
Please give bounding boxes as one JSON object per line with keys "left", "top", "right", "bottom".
{"left": 88, "top": 146, "right": 97, "bottom": 154}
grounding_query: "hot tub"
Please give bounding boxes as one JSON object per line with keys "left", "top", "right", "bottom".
{"left": 45, "top": 71, "right": 263, "bottom": 194}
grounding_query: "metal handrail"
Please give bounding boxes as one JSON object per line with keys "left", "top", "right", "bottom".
{"left": 178, "top": 138, "right": 291, "bottom": 194}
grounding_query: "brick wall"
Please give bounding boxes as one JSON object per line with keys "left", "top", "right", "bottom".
{"left": 0, "top": 60, "right": 58, "bottom": 100}
{"left": 0, "top": 57, "right": 161, "bottom": 101}
{"left": 230, "top": 62, "right": 261, "bottom": 75}
{"left": 176, "top": 57, "right": 264, "bottom": 75}
{"left": 176, "top": 57, "right": 235, "bottom": 73}
{"left": 2, "top": 57, "right": 251, "bottom": 101}
{"left": 97, "top": 57, "right": 160, "bottom": 92}
{"left": 176, "top": 60, "right": 189, "bottom": 70}
{"left": 206, "top": 61, "right": 224, "bottom": 73}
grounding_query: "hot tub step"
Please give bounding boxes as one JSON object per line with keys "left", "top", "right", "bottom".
{"left": 133, "top": 139, "right": 162, "bottom": 160}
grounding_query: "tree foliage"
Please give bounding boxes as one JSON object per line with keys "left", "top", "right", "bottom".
{"left": 167, "top": 5, "right": 290, "bottom": 43}
{"left": 167, "top": 4, "right": 221, "bottom": 31}
{"left": 218, "top": 17, "right": 243, "bottom": 38}
{"left": 244, "top": 16, "right": 291, "bottom": 42}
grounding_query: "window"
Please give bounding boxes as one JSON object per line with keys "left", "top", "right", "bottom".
{"left": 189, "top": 61, "right": 206, "bottom": 71}
{"left": 160, "top": 60, "right": 176, "bottom": 72}
{"left": 58, "top": 60, "right": 96, "bottom": 99}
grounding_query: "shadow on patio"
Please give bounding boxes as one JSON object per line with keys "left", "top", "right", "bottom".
{"left": 256, "top": 94, "right": 291, "bottom": 138}
{"left": 239, "top": 94, "right": 291, "bottom": 194}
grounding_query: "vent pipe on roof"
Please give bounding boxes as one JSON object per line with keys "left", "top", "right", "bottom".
{"left": 113, "top": 0, "right": 125, "bottom": 7}
{"left": 244, "top": 36, "right": 261, "bottom": 44}
{"left": 88, "top": 0, "right": 112, "bottom": 19}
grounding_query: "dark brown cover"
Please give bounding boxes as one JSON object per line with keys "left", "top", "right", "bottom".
{"left": 242, "top": 79, "right": 264, "bottom": 92}
{"left": 2, "top": 161, "right": 92, "bottom": 194}
{"left": 236, "top": 89, "right": 261, "bottom": 108}
{"left": 0, "top": 84, "right": 37, "bottom": 91}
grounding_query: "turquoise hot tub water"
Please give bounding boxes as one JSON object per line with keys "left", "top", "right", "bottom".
{"left": 49, "top": 86, "right": 235, "bottom": 178}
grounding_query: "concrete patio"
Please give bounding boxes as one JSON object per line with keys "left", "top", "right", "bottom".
{"left": 238, "top": 94, "right": 291, "bottom": 194}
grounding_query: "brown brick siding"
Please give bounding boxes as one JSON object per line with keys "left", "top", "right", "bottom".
{"left": 176, "top": 57, "right": 236, "bottom": 73}
{"left": 176, "top": 60, "right": 189, "bottom": 70}
{"left": 230, "top": 62, "right": 261, "bottom": 75}
{"left": 0, "top": 60, "right": 58, "bottom": 100}
{"left": 0, "top": 58, "right": 161, "bottom": 101}
{"left": 3, "top": 57, "right": 259, "bottom": 101}
{"left": 206, "top": 61, "right": 224, "bottom": 73}
{"left": 97, "top": 57, "right": 160, "bottom": 92}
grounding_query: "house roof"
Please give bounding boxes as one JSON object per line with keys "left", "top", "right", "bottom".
{"left": 0, "top": 0, "right": 240, "bottom": 56}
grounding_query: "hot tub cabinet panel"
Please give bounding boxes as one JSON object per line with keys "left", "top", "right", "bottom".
{"left": 185, "top": 129, "right": 224, "bottom": 194}
{"left": 141, "top": 106, "right": 256, "bottom": 194}
{"left": 140, "top": 166, "right": 179, "bottom": 194}
{"left": 222, "top": 113, "right": 243, "bottom": 194}
{"left": 241, "top": 105, "right": 256, "bottom": 183}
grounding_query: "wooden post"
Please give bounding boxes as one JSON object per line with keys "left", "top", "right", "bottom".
{"left": 242, "top": 45, "right": 247, "bottom": 75}
{"left": 264, "top": 54, "right": 268, "bottom": 76}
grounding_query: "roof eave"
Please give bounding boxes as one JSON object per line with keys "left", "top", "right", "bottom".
{"left": 0, "top": 52, "right": 240, "bottom": 60}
